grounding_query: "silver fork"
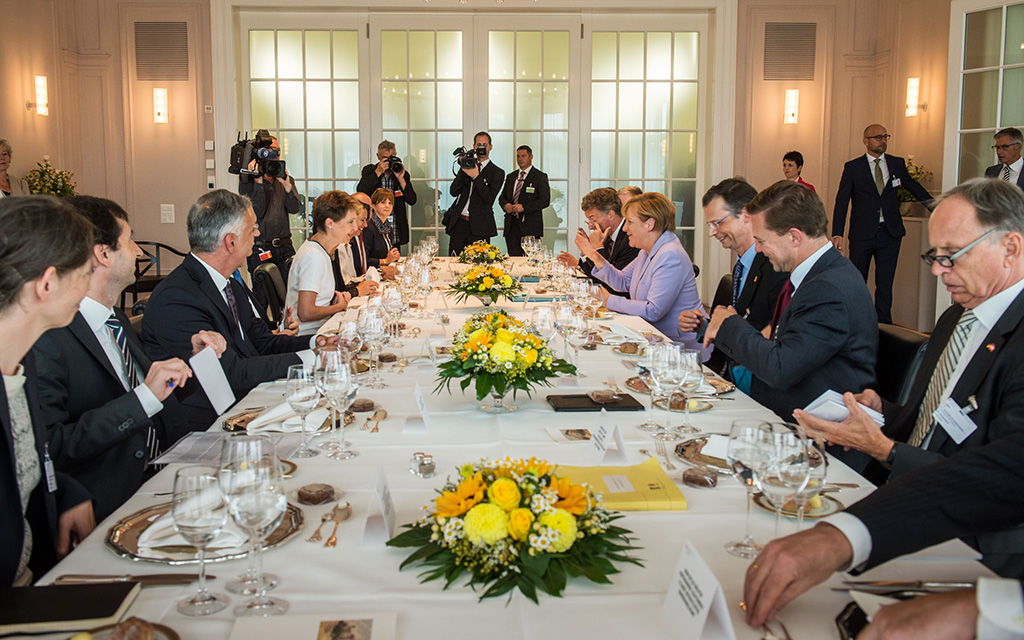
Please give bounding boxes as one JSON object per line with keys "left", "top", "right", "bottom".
{"left": 654, "top": 439, "right": 677, "bottom": 471}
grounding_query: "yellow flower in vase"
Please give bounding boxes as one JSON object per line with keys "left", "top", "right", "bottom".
{"left": 489, "top": 341, "right": 516, "bottom": 364}
{"left": 508, "top": 508, "right": 535, "bottom": 541}
{"left": 487, "top": 477, "right": 522, "bottom": 511}
{"left": 537, "top": 508, "right": 578, "bottom": 552}
{"left": 435, "top": 473, "right": 486, "bottom": 518}
{"left": 464, "top": 503, "right": 510, "bottom": 546}
{"left": 551, "top": 476, "right": 589, "bottom": 516}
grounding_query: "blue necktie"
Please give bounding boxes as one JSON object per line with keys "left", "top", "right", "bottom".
{"left": 731, "top": 260, "right": 744, "bottom": 307}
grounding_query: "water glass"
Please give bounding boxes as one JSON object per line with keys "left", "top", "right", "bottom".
{"left": 725, "top": 420, "right": 770, "bottom": 558}
{"left": 286, "top": 364, "right": 320, "bottom": 458}
{"left": 171, "top": 466, "right": 229, "bottom": 616}
{"left": 673, "top": 349, "right": 703, "bottom": 435}
{"left": 635, "top": 348, "right": 662, "bottom": 432}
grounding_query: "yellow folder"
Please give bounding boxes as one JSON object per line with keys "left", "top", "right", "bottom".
{"left": 554, "top": 457, "right": 687, "bottom": 511}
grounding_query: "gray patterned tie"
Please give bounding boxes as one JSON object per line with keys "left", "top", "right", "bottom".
{"left": 731, "top": 259, "right": 744, "bottom": 307}
{"left": 1004, "top": 165, "right": 1012, "bottom": 182}
{"left": 874, "top": 158, "right": 885, "bottom": 195}
{"left": 105, "top": 314, "right": 159, "bottom": 460}
{"left": 908, "top": 309, "right": 978, "bottom": 447}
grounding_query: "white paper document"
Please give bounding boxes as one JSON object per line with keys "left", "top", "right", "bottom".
{"left": 803, "top": 389, "right": 884, "bottom": 426}
{"left": 189, "top": 345, "right": 235, "bottom": 415}
{"left": 663, "top": 539, "right": 737, "bottom": 640}
{"left": 152, "top": 432, "right": 301, "bottom": 465}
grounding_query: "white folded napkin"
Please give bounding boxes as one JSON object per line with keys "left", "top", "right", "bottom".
{"left": 366, "top": 267, "right": 381, "bottom": 283}
{"left": 601, "top": 322, "right": 647, "bottom": 345}
{"left": 246, "top": 401, "right": 295, "bottom": 431}
{"left": 137, "top": 490, "right": 247, "bottom": 558}
{"left": 248, "top": 404, "right": 329, "bottom": 434}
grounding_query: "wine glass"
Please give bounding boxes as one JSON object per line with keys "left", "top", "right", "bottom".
{"left": 587, "top": 283, "right": 604, "bottom": 318}
{"left": 286, "top": 364, "right": 320, "bottom": 459}
{"left": 222, "top": 454, "right": 289, "bottom": 617}
{"left": 315, "top": 347, "right": 345, "bottom": 452}
{"left": 530, "top": 306, "right": 558, "bottom": 343}
{"left": 725, "top": 420, "right": 770, "bottom": 558}
{"left": 358, "top": 306, "right": 388, "bottom": 389}
{"left": 219, "top": 435, "right": 279, "bottom": 596}
{"left": 562, "top": 311, "right": 591, "bottom": 378}
{"left": 648, "top": 343, "right": 685, "bottom": 441}
{"left": 635, "top": 347, "right": 662, "bottom": 432}
{"left": 757, "top": 423, "right": 811, "bottom": 538}
{"left": 335, "top": 320, "right": 363, "bottom": 362}
{"left": 381, "top": 286, "right": 405, "bottom": 342}
{"left": 322, "top": 359, "right": 360, "bottom": 460}
{"left": 793, "top": 437, "right": 828, "bottom": 532}
{"left": 673, "top": 348, "right": 703, "bottom": 436}
{"left": 171, "top": 466, "right": 229, "bottom": 616}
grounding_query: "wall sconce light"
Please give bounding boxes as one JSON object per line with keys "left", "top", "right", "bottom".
{"left": 153, "top": 88, "right": 168, "bottom": 124}
{"left": 25, "top": 75, "right": 49, "bottom": 115}
{"left": 783, "top": 89, "right": 799, "bottom": 124}
{"left": 905, "top": 78, "right": 927, "bottom": 117}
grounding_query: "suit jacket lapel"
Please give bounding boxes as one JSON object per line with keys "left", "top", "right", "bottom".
{"left": 68, "top": 312, "right": 122, "bottom": 382}
{"left": 114, "top": 307, "right": 153, "bottom": 373}
{"left": 186, "top": 256, "right": 245, "bottom": 345}
{"left": 609, "top": 225, "right": 629, "bottom": 263}
{"left": 777, "top": 248, "right": 836, "bottom": 333}
{"left": 735, "top": 252, "right": 766, "bottom": 312}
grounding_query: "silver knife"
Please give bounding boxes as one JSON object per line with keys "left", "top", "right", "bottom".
{"left": 842, "top": 580, "right": 974, "bottom": 590}
{"left": 55, "top": 573, "right": 213, "bottom": 586}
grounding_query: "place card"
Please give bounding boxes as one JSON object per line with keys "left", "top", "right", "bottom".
{"left": 189, "top": 345, "right": 235, "bottom": 415}
{"left": 402, "top": 383, "right": 431, "bottom": 434}
{"left": 228, "top": 611, "right": 397, "bottom": 640}
{"left": 663, "top": 539, "right": 736, "bottom": 640}
{"left": 361, "top": 467, "right": 396, "bottom": 547}
{"left": 590, "top": 409, "right": 629, "bottom": 465}
{"left": 418, "top": 336, "right": 439, "bottom": 371}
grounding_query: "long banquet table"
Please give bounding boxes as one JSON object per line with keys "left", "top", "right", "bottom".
{"left": 32, "top": 258, "right": 992, "bottom": 640}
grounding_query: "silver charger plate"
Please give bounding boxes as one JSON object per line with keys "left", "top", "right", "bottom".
{"left": 674, "top": 435, "right": 732, "bottom": 474}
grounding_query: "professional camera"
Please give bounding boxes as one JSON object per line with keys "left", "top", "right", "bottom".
{"left": 452, "top": 144, "right": 488, "bottom": 170}
{"left": 383, "top": 155, "right": 403, "bottom": 174}
{"left": 229, "top": 129, "right": 287, "bottom": 178}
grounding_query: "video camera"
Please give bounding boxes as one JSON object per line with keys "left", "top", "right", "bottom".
{"left": 229, "top": 129, "right": 287, "bottom": 179}
{"left": 452, "top": 144, "right": 488, "bottom": 170}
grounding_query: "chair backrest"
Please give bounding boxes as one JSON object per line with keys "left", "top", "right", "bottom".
{"left": 711, "top": 272, "right": 733, "bottom": 311}
{"left": 134, "top": 242, "right": 188, "bottom": 279}
{"left": 128, "top": 314, "right": 144, "bottom": 338}
{"left": 876, "top": 323, "right": 930, "bottom": 405}
{"left": 252, "top": 263, "right": 286, "bottom": 325}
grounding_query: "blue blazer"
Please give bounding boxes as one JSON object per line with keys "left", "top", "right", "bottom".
{"left": 832, "top": 154, "right": 932, "bottom": 241}
{"left": 985, "top": 164, "right": 1024, "bottom": 191}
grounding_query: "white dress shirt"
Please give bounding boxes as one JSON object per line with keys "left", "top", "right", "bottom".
{"left": 789, "top": 241, "right": 833, "bottom": 293}
{"left": 999, "top": 157, "right": 1023, "bottom": 186}
{"left": 460, "top": 159, "right": 490, "bottom": 217}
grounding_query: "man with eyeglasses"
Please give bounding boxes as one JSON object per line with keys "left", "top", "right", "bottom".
{"left": 794, "top": 177, "right": 1024, "bottom": 576}
{"left": 557, "top": 187, "right": 639, "bottom": 297}
{"left": 832, "top": 124, "right": 934, "bottom": 324}
{"left": 985, "top": 127, "right": 1024, "bottom": 191}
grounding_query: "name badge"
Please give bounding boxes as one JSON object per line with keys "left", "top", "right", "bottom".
{"left": 891, "top": 177, "right": 901, "bottom": 188}
{"left": 932, "top": 397, "right": 978, "bottom": 445}
{"left": 394, "top": 190, "right": 403, "bottom": 198}
{"left": 258, "top": 250, "right": 273, "bottom": 262}
{"left": 525, "top": 186, "right": 535, "bottom": 194}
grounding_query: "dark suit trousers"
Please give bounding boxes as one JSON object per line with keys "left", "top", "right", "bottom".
{"left": 504, "top": 221, "right": 525, "bottom": 257}
{"left": 849, "top": 226, "right": 901, "bottom": 324}
{"left": 448, "top": 218, "right": 491, "bottom": 256}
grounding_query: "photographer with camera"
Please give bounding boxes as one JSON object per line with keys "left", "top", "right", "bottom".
{"left": 357, "top": 140, "right": 416, "bottom": 252}
{"left": 443, "top": 132, "right": 504, "bottom": 255}
{"left": 238, "top": 133, "right": 300, "bottom": 309}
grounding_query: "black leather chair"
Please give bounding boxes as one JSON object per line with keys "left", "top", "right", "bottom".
{"left": 252, "top": 263, "right": 287, "bottom": 326}
{"left": 129, "top": 314, "right": 143, "bottom": 338}
{"left": 119, "top": 242, "right": 188, "bottom": 310}
{"left": 710, "top": 272, "right": 733, "bottom": 311}
{"left": 876, "top": 323, "right": 930, "bottom": 405}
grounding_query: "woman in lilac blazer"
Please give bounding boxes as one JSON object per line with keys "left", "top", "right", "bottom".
{"left": 577, "top": 192, "right": 704, "bottom": 349}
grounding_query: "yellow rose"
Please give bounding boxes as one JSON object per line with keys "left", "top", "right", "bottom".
{"left": 538, "top": 508, "right": 578, "bottom": 552}
{"left": 478, "top": 283, "right": 487, "bottom": 291}
{"left": 520, "top": 348, "right": 538, "bottom": 366}
{"left": 489, "top": 341, "right": 516, "bottom": 363}
{"left": 482, "top": 276, "right": 495, "bottom": 288}
{"left": 487, "top": 477, "right": 522, "bottom": 511}
{"left": 463, "top": 503, "right": 509, "bottom": 546}
{"left": 501, "top": 275, "right": 513, "bottom": 287}
{"left": 495, "top": 328, "right": 515, "bottom": 344}
{"left": 488, "top": 251, "right": 496, "bottom": 259}
{"left": 508, "top": 508, "right": 535, "bottom": 541}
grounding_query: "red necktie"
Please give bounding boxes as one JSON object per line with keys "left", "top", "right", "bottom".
{"left": 355, "top": 236, "right": 367, "bottom": 276}
{"left": 770, "top": 279, "right": 795, "bottom": 334}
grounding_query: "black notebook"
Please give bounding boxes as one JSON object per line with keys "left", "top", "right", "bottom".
{"left": 0, "top": 581, "right": 140, "bottom": 635}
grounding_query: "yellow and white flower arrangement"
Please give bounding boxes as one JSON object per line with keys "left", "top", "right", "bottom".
{"left": 387, "top": 457, "right": 642, "bottom": 602}
{"left": 457, "top": 240, "right": 507, "bottom": 264}
{"left": 24, "top": 158, "right": 76, "bottom": 196}
{"left": 434, "top": 310, "right": 575, "bottom": 400}
{"left": 447, "top": 264, "right": 522, "bottom": 305}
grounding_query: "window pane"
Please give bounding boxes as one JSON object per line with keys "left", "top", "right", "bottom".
{"left": 619, "top": 33, "right": 645, "bottom": 80}
{"left": 671, "top": 132, "right": 697, "bottom": 179}
{"left": 543, "top": 131, "right": 568, "bottom": 180}
{"left": 333, "top": 81, "right": 359, "bottom": 129}
{"left": 645, "top": 132, "right": 668, "bottom": 179}
{"left": 489, "top": 81, "right": 514, "bottom": 129}
{"left": 545, "top": 181, "right": 567, "bottom": 226}
{"left": 305, "top": 31, "right": 331, "bottom": 79}
{"left": 332, "top": 31, "right": 359, "bottom": 79}
{"left": 382, "top": 82, "right": 408, "bottom": 129}
{"left": 279, "top": 81, "right": 304, "bottom": 128}
{"left": 438, "top": 132, "right": 463, "bottom": 179}
{"left": 251, "top": 81, "right": 277, "bottom": 129}
{"left": 543, "top": 82, "right": 569, "bottom": 129}
{"left": 1002, "top": 68, "right": 1024, "bottom": 126}
{"left": 591, "top": 131, "right": 614, "bottom": 179}
{"left": 618, "top": 83, "right": 644, "bottom": 129}
{"left": 437, "top": 81, "right": 462, "bottom": 130}
{"left": 334, "top": 131, "right": 361, "bottom": 179}
{"left": 383, "top": 131, "right": 408, "bottom": 161}
{"left": 543, "top": 229, "right": 568, "bottom": 255}
{"left": 306, "top": 131, "right": 332, "bottom": 178}
{"left": 491, "top": 132, "right": 514, "bottom": 165}
{"left": 409, "top": 83, "right": 436, "bottom": 130}
{"left": 965, "top": 8, "right": 1002, "bottom": 70}
{"left": 674, "top": 32, "right": 699, "bottom": 80}
{"left": 961, "top": 71, "right": 999, "bottom": 129}
{"left": 592, "top": 32, "right": 617, "bottom": 80}
{"left": 409, "top": 31, "right": 435, "bottom": 79}
{"left": 306, "top": 82, "right": 332, "bottom": 129}
{"left": 438, "top": 32, "right": 462, "bottom": 79}
{"left": 673, "top": 82, "right": 698, "bottom": 130}
{"left": 489, "top": 31, "right": 515, "bottom": 79}
{"left": 591, "top": 82, "right": 617, "bottom": 129}
{"left": 516, "top": 82, "right": 543, "bottom": 129}
{"left": 1006, "top": 4, "right": 1024, "bottom": 65}
{"left": 280, "top": 132, "right": 305, "bottom": 177}
{"left": 277, "top": 31, "right": 303, "bottom": 78}
{"left": 618, "top": 131, "right": 643, "bottom": 177}
{"left": 676, "top": 229, "right": 695, "bottom": 259}
{"left": 513, "top": 131, "right": 541, "bottom": 158}
{"left": 381, "top": 31, "right": 407, "bottom": 79}
{"left": 410, "top": 131, "right": 436, "bottom": 179}
{"left": 671, "top": 181, "right": 696, "bottom": 228}
{"left": 305, "top": 180, "right": 332, "bottom": 204}
{"left": 647, "top": 32, "right": 672, "bottom": 80}
{"left": 250, "top": 31, "right": 276, "bottom": 79}
{"left": 646, "top": 82, "right": 670, "bottom": 129}
{"left": 959, "top": 132, "right": 994, "bottom": 183}
{"left": 517, "top": 31, "right": 542, "bottom": 79}
{"left": 544, "top": 32, "right": 569, "bottom": 80}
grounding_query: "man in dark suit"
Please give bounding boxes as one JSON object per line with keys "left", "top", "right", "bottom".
{"left": 985, "top": 127, "right": 1024, "bottom": 190}
{"left": 696, "top": 178, "right": 789, "bottom": 380}
{"left": 557, "top": 188, "right": 639, "bottom": 297}
{"left": 795, "top": 178, "right": 1024, "bottom": 575}
{"left": 832, "top": 124, "right": 933, "bottom": 323}
{"left": 498, "top": 145, "right": 550, "bottom": 256}
{"left": 357, "top": 140, "right": 417, "bottom": 251}
{"left": 142, "top": 190, "right": 328, "bottom": 430}
{"left": 32, "top": 197, "right": 226, "bottom": 521}
{"left": 743, "top": 430, "right": 1024, "bottom": 635}
{"left": 705, "top": 181, "right": 877, "bottom": 431}
{"left": 444, "top": 132, "right": 503, "bottom": 255}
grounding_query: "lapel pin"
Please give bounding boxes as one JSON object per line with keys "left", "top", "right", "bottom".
{"left": 986, "top": 343, "right": 996, "bottom": 352}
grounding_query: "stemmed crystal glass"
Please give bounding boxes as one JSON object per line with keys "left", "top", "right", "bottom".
{"left": 221, "top": 450, "right": 289, "bottom": 617}
{"left": 648, "top": 343, "right": 684, "bottom": 441}
{"left": 635, "top": 347, "right": 662, "bottom": 432}
{"left": 587, "top": 283, "right": 604, "bottom": 318}
{"left": 219, "top": 435, "right": 278, "bottom": 596}
{"left": 381, "top": 286, "right": 405, "bottom": 342}
{"left": 358, "top": 307, "right": 388, "bottom": 389}
{"left": 725, "top": 420, "right": 770, "bottom": 558}
{"left": 335, "top": 320, "right": 363, "bottom": 367}
{"left": 562, "top": 310, "right": 591, "bottom": 378}
{"left": 757, "top": 423, "right": 812, "bottom": 537}
{"left": 793, "top": 437, "right": 828, "bottom": 531}
{"left": 321, "top": 357, "right": 359, "bottom": 460}
{"left": 171, "top": 465, "right": 229, "bottom": 616}
{"left": 673, "top": 348, "right": 703, "bottom": 435}
{"left": 315, "top": 347, "right": 345, "bottom": 452}
{"left": 286, "top": 364, "right": 320, "bottom": 459}
{"left": 530, "top": 306, "right": 558, "bottom": 343}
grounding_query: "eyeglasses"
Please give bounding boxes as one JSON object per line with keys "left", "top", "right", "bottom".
{"left": 866, "top": 134, "right": 891, "bottom": 142}
{"left": 921, "top": 228, "right": 1005, "bottom": 268}
{"left": 705, "top": 207, "right": 741, "bottom": 230}
{"left": 992, "top": 143, "right": 1022, "bottom": 151}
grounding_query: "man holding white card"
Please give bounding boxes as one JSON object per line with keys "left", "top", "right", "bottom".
{"left": 795, "top": 178, "right": 1024, "bottom": 576}
{"left": 31, "top": 197, "right": 227, "bottom": 521}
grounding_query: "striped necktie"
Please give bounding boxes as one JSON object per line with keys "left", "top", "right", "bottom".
{"left": 731, "top": 259, "right": 744, "bottom": 307}
{"left": 513, "top": 170, "right": 526, "bottom": 204}
{"left": 874, "top": 158, "right": 885, "bottom": 195}
{"left": 1004, "top": 165, "right": 1012, "bottom": 182}
{"left": 223, "top": 282, "right": 242, "bottom": 338}
{"left": 105, "top": 314, "right": 159, "bottom": 460}
{"left": 908, "top": 309, "right": 978, "bottom": 447}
